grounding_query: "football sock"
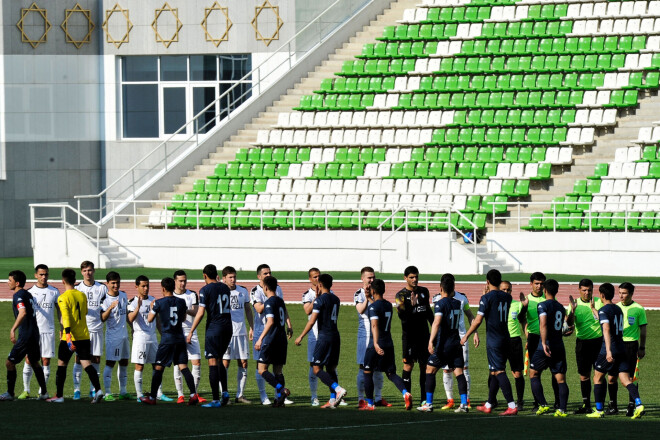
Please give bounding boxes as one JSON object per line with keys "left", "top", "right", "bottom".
{"left": 515, "top": 376, "right": 525, "bottom": 403}
{"left": 315, "top": 370, "right": 335, "bottom": 388}
{"left": 558, "top": 382, "right": 569, "bottom": 411}
{"left": 464, "top": 368, "right": 471, "bottom": 397}
{"left": 261, "top": 371, "right": 279, "bottom": 389}
{"left": 357, "top": 369, "right": 365, "bottom": 400}
{"left": 373, "top": 371, "right": 384, "bottom": 401}
{"left": 628, "top": 383, "right": 637, "bottom": 404}
{"left": 41, "top": 365, "right": 50, "bottom": 394}
{"left": 495, "top": 372, "right": 515, "bottom": 404}
{"left": 218, "top": 363, "right": 228, "bottom": 394}
{"left": 276, "top": 373, "right": 285, "bottom": 388}
{"left": 625, "top": 383, "right": 641, "bottom": 406}
{"left": 419, "top": 367, "right": 427, "bottom": 400}
{"left": 608, "top": 382, "right": 618, "bottom": 408}
{"left": 92, "top": 362, "right": 100, "bottom": 388}
{"left": 134, "top": 370, "right": 143, "bottom": 397}
{"left": 425, "top": 373, "right": 436, "bottom": 406}
{"left": 192, "top": 364, "right": 201, "bottom": 391}
{"left": 118, "top": 365, "right": 128, "bottom": 395}
{"left": 457, "top": 374, "right": 468, "bottom": 406}
{"left": 180, "top": 367, "right": 196, "bottom": 395}
{"left": 150, "top": 369, "right": 164, "bottom": 398}
{"left": 103, "top": 365, "right": 113, "bottom": 393}
{"left": 594, "top": 383, "right": 606, "bottom": 410}
{"left": 23, "top": 363, "right": 33, "bottom": 393}
{"left": 173, "top": 365, "right": 184, "bottom": 397}
{"left": 580, "top": 379, "right": 591, "bottom": 406}
{"left": 386, "top": 372, "right": 407, "bottom": 395}
{"left": 308, "top": 366, "right": 318, "bottom": 399}
{"left": 551, "top": 375, "right": 559, "bottom": 406}
{"left": 30, "top": 359, "right": 47, "bottom": 395}
{"left": 72, "top": 362, "right": 82, "bottom": 392}
{"left": 530, "top": 377, "right": 547, "bottom": 406}
{"left": 402, "top": 369, "right": 412, "bottom": 394}
{"left": 487, "top": 374, "right": 499, "bottom": 405}
{"left": 56, "top": 365, "right": 67, "bottom": 397}
{"left": 7, "top": 369, "right": 17, "bottom": 396}
{"left": 443, "top": 371, "right": 454, "bottom": 400}
{"left": 237, "top": 367, "right": 247, "bottom": 398}
{"left": 255, "top": 369, "right": 267, "bottom": 401}
{"left": 364, "top": 372, "right": 374, "bottom": 403}
{"left": 209, "top": 365, "right": 220, "bottom": 401}
{"left": 85, "top": 365, "right": 102, "bottom": 392}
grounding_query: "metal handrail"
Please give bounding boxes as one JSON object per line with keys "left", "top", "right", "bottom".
{"left": 73, "top": 0, "right": 373, "bottom": 225}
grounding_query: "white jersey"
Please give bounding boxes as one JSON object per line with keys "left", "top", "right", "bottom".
{"left": 173, "top": 289, "right": 198, "bottom": 335}
{"left": 229, "top": 285, "right": 250, "bottom": 336}
{"left": 101, "top": 291, "right": 128, "bottom": 339}
{"left": 127, "top": 295, "right": 157, "bottom": 339}
{"left": 302, "top": 288, "right": 319, "bottom": 340}
{"left": 28, "top": 284, "right": 59, "bottom": 333}
{"left": 76, "top": 281, "right": 108, "bottom": 332}
{"left": 433, "top": 291, "right": 470, "bottom": 336}
{"left": 354, "top": 288, "right": 371, "bottom": 338}
{"left": 251, "top": 284, "right": 283, "bottom": 335}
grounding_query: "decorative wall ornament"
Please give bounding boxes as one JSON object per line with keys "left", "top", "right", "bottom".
{"left": 102, "top": 3, "right": 133, "bottom": 49}
{"left": 152, "top": 2, "right": 183, "bottom": 48}
{"left": 61, "top": 3, "right": 95, "bottom": 49}
{"left": 201, "top": 1, "right": 232, "bottom": 47}
{"left": 16, "top": 2, "right": 52, "bottom": 49}
{"left": 251, "top": 0, "right": 283, "bottom": 47}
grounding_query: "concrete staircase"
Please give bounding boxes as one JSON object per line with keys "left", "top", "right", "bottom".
{"left": 99, "top": 239, "right": 142, "bottom": 268}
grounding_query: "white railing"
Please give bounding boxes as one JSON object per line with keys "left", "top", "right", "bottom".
{"left": 74, "top": 0, "right": 375, "bottom": 225}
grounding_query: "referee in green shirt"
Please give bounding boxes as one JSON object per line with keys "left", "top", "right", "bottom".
{"left": 501, "top": 281, "right": 527, "bottom": 411}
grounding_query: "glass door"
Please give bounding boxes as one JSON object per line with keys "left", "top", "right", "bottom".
{"left": 192, "top": 86, "right": 218, "bottom": 134}
{"left": 160, "top": 85, "right": 187, "bottom": 136}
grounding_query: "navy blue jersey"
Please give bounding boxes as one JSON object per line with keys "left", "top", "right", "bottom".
{"left": 152, "top": 296, "right": 187, "bottom": 344}
{"left": 312, "top": 292, "right": 340, "bottom": 337}
{"left": 199, "top": 282, "right": 232, "bottom": 329}
{"left": 537, "top": 299, "right": 566, "bottom": 350}
{"left": 12, "top": 289, "right": 38, "bottom": 340}
{"left": 263, "top": 295, "right": 287, "bottom": 344}
{"left": 477, "top": 290, "right": 512, "bottom": 348}
{"left": 434, "top": 296, "right": 462, "bottom": 351}
{"left": 598, "top": 303, "right": 625, "bottom": 355}
{"left": 367, "top": 299, "right": 394, "bottom": 348}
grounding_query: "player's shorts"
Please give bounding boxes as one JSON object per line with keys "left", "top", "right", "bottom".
{"left": 442, "top": 339, "right": 469, "bottom": 370}
{"left": 184, "top": 330, "right": 201, "bottom": 360}
{"left": 58, "top": 339, "right": 92, "bottom": 363}
{"left": 402, "top": 332, "right": 430, "bottom": 365}
{"left": 8, "top": 335, "right": 40, "bottom": 365}
{"left": 204, "top": 325, "right": 232, "bottom": 360}
{"left": 89, "top": 331, "right": 103, "bottom": 357}
{"left": 507, "top": 336, "right": 525, "bottom": 372}
{"left": 428, "top": 344, "right": 464, "bottom": 370}
{"left": 529, "top": 346, "right": 567, "bottom": 375}
{"left": 39, "top": 332, "right": 56, "bottom": 359}
{"left": 575, "top": 337, "right": 603, "bottom": 376}
{"left": 258, "top": 335, "right": 287, "bottom": 366}
{"left": 155, "top": 342, "right": 188, "bottom": 367}
{"left": 312, "top": 335, "right": 341, "bottom": 367}
{"left": 486, "top": 344, "right": 510, "bottom": 372}
{"left": 131, "top": 336, "right": 158, "bottom": 365}
{"left": 356, "top": 333, "right": 369, "bottom": 365}
{"left": 622, "top": 341, "right": 639, "bottom": 376}
{"left": 105, "top": 335, "right": 130, "bottom": 361}
{"left": 526, "top": 333, "right": 540, "bottom": 354}
{"left": 307, "top": 330, "right": 317, "bottom": 363}
{"left": 223, "top": 335, "right": 249, "bottom": 361}
{"left": 363, "top": 345, "right": 396, "bottom": 374}
{"left": 594, "top": 347, "right": 629, "bottom": 375}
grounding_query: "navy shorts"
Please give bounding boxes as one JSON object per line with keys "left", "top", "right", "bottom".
{"left": 508, "top": 336, "right": 524, "bottom": 372}
{"left": 487, "top": 345, "right": 510, "bottom": 372}
{"left": 529, "top": 346, "right": 567, "bottom": 375}
{"left": 402, "top": 332, "right": 430, "bottom": 365}
{"left": 595, "top": 348, "right": 629, "bottom": 375}
{"left": 204, "top": 325, "right": 232, "bottom": 359}
{"left": 428, "top": 344, "right": 464, "bottom": 369}
{"left": 258, "top": 335, "right": 287, "bottom": 366}
{"left": 575, "top": 337, "right": 602, "bottom": 376}
{"left": 363, "top": 345, "right": 396, "bottom": 374}
{"left": 312, "top": 335, "right": 340, "bottom": 367}
{"left": 622, "top": 341, "right": 639, "bottom": 376}
{"left": 8, "top": 336, "right": 40, "bottom": 365}
{"left": 57, "top": 339, "right": 91, "bottom": 363}
{"left": 155, "top": 342, "right": 188, "bottom": 367}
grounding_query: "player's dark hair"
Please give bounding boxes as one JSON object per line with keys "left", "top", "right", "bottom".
{"left": 487, "top": 269, "right": 502, "bottom": 287}
{"left": 530, "top": 272, "right": 546, "bottom": 282}
{"left": 135, "top": 275, "right": 149, "bottom": 285}
{"left": 500, "top": 281, "right": 512, "bottom": 292}
{"left": 319, "top": 273, "right": 333, "bottom": 290}
{"left": 440, "top": 273, "right": 455, "bottom": 294}
{"left": 543, "top": 279, "right": 559, "bottom": 296}
{"left": 106, "top": 271, "right": 121, "bottom": 282}
{"left": 579, "top": 278, "right": 593, "bottom": 289}
{"left": 619, "top": 282, "right": 635, "bottom": 294}
{"left": 371, "top": 279, "right": 385, "bottom": 296}
{"left": 263, "top": 275, "right": 278, "bottom": 293}
{"left": 161, "top": 277, "right": 175, "bottom": 293}
{"left": 308, "top": 267, "right": 320, "bottom": 276}
{"left": 34, "top": 264, "right": 48, "bottom": 273}
{"left": 599, "top": 282, "right": 615, "bottom": 300}
{"left": 360, "top": 266, "right": 375, "bottom": 275}
{"left": 404, "top": 265, "right": 419, "bottom": 277}
{"left": 8, "top": 270, "right": 27, "bottom": 287}
{"left": 203, "top": 264, "right": 218, "bottom": 280}
{"left": 80, "top": 260, "right": 94, "bottom": 270}
{"left": 222, "top": 266, "right": 237, "bottom": 277}
{"left": 257, "top": 264, "right": 271, "bottom": 275}
{"left": 173, "top": 270, "right": 187, "bottom": 279}
{"left": 62, "top": 269, "right": 76, "bottom": 285}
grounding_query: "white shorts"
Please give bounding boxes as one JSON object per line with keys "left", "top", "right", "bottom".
{"left": 39, "top": 332, "right": 56, "bottom": 359}
{"left": 307, "top": 332, "right": 317, "bottom": 363}
{"left": 106, "top": 336, "right": 130, "bottom": 361}
{"left": 223, "top": 335, "right": 249, "bottom": 361}
{"left": 90, "top": 331, "right": 103, "bottom": 357}
{"left": 131, "top": 336, "right": 158, "bottom": 365}
{"left": 356, "top": 333, "right": 369, "bottom": 365}
{"left": 442, "top": 341, "right": 470, "bottom": 370}
{"left": 185, "top": 330, "right": 201, "bottom": 360}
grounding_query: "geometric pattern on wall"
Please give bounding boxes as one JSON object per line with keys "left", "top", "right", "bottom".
{"left": 102, "top": 3, "right": 133, "bottom": 49}
{"left": 16, "top": 2, "right": 52, "bottom": 49}
{"left": 251, "top": 0, "right": 283, "bottom": 47}
{"left": 61, "top": 2, "right": 95, "bottom": 49}
{"left": 152, "top": 2, "right": 183, "bottom": 48}
{"left": 201, "top": 1, "right": 232, "bottom": 47}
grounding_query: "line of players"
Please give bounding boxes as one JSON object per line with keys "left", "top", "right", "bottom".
{"left": 1, "top": 263, "right": 648, "bottom": 418}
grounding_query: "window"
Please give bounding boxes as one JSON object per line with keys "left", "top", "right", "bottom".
{"left": 120, "top": 55, "right": 252, "bottom": 139}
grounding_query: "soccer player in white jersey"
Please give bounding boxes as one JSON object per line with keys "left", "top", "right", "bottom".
{"left": 127, "top": 275, "right": 159, "bottom": 402}
{"left": 355, "top": 266, "right": 385, "bottom": 408}
{"left": 251, "top": 264, "right": 293, "bottom": 405}
{"left": 302, "top": 267, "right": 321, "bottom": 406}
{"left": 72, "top": 260, "right": 106, "bottom": 400}
{"left": 172, "top": 270, "right": 205, "bottom": 403}
{"left": 100, "top": 271, "right": 131, "bottom": 401}
{"left": 19, "top": 264, "right": 60, "bottom": 399}
{"left": 221, "top": 266, "right": 254, "bottom": 404}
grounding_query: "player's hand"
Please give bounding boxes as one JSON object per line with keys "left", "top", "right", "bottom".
{"left": 10, "top": 330, "right": 16, "bottom": 344}
{"left": 136, "top": 296, "right": 142, "bottom": 308}
{"left": 375, "top": 343, "right": 384, "bottom": 356}
{"left": 606, "top": 350, "right": 614, "bottom": 363}
{"left": 428, "top": 342, "right": 434, "bottom": 355}
{"left": 411, "top": 291, "right": 418, "bottom": 306}
{"left": 248, "top": 328, "right": 253, "bottom": 341}
{"left": 519, "top": 292, "right": 529, "bottom": 307}
{"left": 186, "top": 333, "right": 192, "bottom": 344}
{"left": 110, "top": 300, "right": 118, "bottom": 310}
{"left": 483, "top": 284, "right": 489, "bottom": 295}
{"left": 473, "top": 332, "right": 480, "bottom": 348}
{"left": 254, "top": 340, "right": 262, "bottom": 351}
{"left": 295, "top": 336, "right": 302, "bottom": 346}
{"left": 287, "top": 327, "right": 293, "bottom": 339}
{"left": 66, "top": 334, "right": 76, "bottom": 352}
{"left": 460, "top": 336, "right": 467, "bottom": 346}
{"left": 638, "top": 347, "right": 645, "bottom": 359}
{"left": 568, "top": 295, "right": 577, "bottom": 312}
{"left": 543, "top": 343, "right": 551, "bottom": 357}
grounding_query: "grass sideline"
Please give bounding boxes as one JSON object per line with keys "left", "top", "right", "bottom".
{"left": 0, "top": 304, "right": 658, "bottom": 439}
{"left": 3, "top": 257, "right": 660, "bottom": 284}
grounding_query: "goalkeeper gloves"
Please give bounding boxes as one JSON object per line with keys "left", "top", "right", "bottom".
{"left": 66, "top": 333, "right": 76, "bottom": 352}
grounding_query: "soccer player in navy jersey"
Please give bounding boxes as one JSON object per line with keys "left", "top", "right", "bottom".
{"left": 461, "top": 269, "right": 517, "bottom": 416}
{"left": 296, "top": 273, "right": 347, "bottom": 408}
{"left": 587, "top": 283, "right": 645, "bottom": 419}
{"left": 528, "top": 279, "right": 573, "bottom": 417}
{"left": 361, "top": 279, "right": 413, "bottom": 411}
{"left": 418, "top": 274, "right": 468, "bottom": 413}
{"left": 254, "top": 276, "right": 291, "bottom": 407}
{"left": 140, "top": 278, "right": 199, "bottom": 406}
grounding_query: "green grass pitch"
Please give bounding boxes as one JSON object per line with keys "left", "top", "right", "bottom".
{"left": 0, "top": 304, "right": 658, "bottom": 439}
